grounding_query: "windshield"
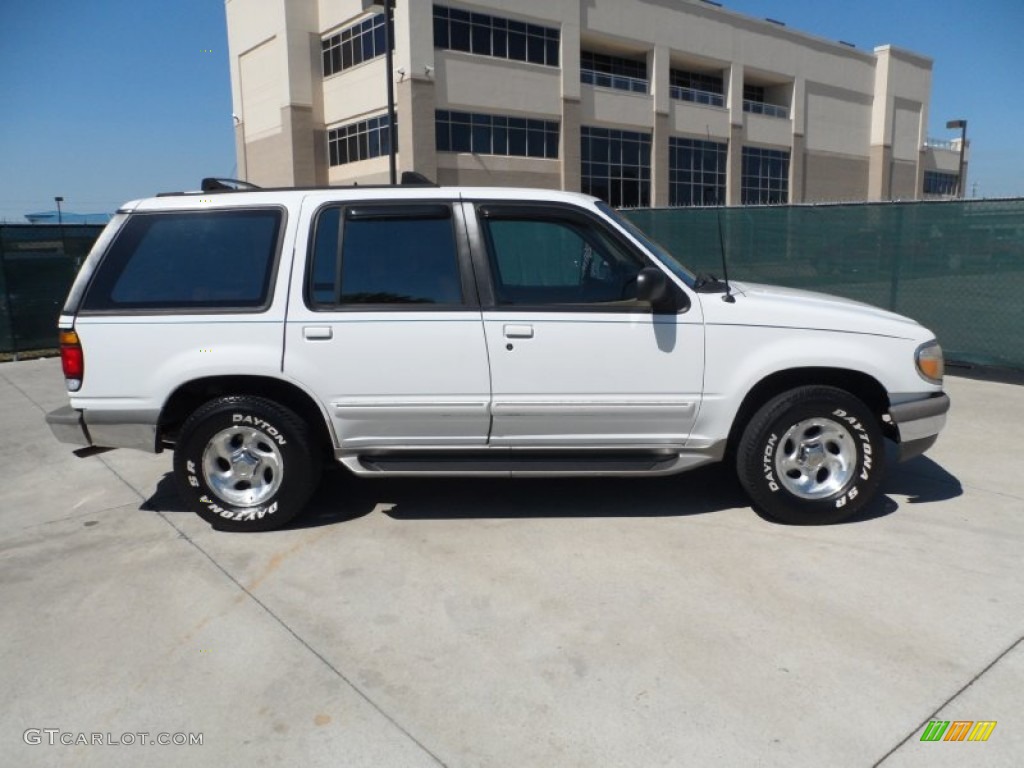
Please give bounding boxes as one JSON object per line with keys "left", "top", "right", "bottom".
{"left": 596, "top": 201, "right": 696, "bottom": 286}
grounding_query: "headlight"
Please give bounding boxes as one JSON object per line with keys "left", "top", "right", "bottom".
{"left": 915, "top": 341, "right": 944, "bottom": 383}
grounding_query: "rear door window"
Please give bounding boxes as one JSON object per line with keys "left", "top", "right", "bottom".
{"left": 82, "top": 208, "right": 282, "bottom": 311}
{"left": 308, "top": 203, "right": 463, "bottom": 308}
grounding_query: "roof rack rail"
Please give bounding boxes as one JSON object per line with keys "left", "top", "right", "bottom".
{"left": 200, "top": 177, "right": 262, "bottom": 192}
{"left": 155, "top": 173, "right": 440, "bottom": 198}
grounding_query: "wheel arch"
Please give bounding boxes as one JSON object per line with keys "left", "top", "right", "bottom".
{"left": 159, "top": 375, "right": 336, "bottom": 457}
{"left": 725, "top": 367, "right": 891, "bottom": 457}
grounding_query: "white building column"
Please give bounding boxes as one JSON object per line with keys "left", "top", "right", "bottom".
{"left": 650, "top": 44, "right": 670, "bottom": 207}
{"left": 789, "top": 77, "right": 805, "bottom": 203}
{"left": 394, "top": 0, "right": 437, "bottom": 180}
{"left": 560, "top": 16, "right": 582, "bottom": 192}
{"left": 725, "top": 62, "right": 744, "bottom": 205}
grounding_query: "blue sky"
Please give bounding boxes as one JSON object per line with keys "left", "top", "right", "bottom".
{"left": 1, "top": 1, "right": 1021, "bottom": 222}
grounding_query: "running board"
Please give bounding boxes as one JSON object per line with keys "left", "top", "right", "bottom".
{"left": 342, "top": 449, "right": 719, "bottom": 478}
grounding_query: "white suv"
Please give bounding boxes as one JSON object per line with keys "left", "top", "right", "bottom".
{"left": 46, "top": 181, "right": 949, "bottom": 531}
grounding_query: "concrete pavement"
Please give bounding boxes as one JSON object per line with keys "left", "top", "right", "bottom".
{"left": 0, "top": 358, "right": 1021, "bottom": 767}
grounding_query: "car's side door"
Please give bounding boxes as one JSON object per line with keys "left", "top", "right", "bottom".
{"left": 283, "top": 197, "right": 491, "bottom": 452}
{"left": 466, "top": 201, "right": 705, "bottom": 448}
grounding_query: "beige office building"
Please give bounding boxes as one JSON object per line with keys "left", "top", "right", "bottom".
{"left": 226, "top": 0, "right": 966, "bottom": 206}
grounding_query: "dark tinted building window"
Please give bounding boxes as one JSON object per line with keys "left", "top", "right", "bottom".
{"left": 435, "top": 110, "right": 559, "bottom": 159}
{"left": 433, "top": 5, "right": 559, "bottom": 67}
{"left": 328, "top": 115, "right": 396, "bottom": 167}
{"left": 579, "top": 51, "right": 648, "bottom": 93}
{"left": 924, "top": 170, "right": 958, "bottom": 195}
{"left": 581, "top": 126, "right": 651, "bottom": 208}
{"left": 322, "top": 14, "right": 389, "bottom": 77}
{"left": 309, "top": 206, "right": 462, "bottom": 307}
{"left": 670, "top": 137, "right": 727, "bottom": 206}
{"left": 669, "top": 69, "right": 725, "bottom": 107}
{"left": 83, "top": 210, "right": 281, "bottom": 311}
{"left": 743, "top": 84, "right": 766, "bottom": 103}
{"left": 741, "top": 147, "right": 790, "bottom": 205}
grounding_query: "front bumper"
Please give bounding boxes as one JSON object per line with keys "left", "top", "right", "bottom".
{"left": 889, "top": 392, "right": 951, "bottom": 461}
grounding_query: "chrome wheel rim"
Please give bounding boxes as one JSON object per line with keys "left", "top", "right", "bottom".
{"left": 202, "top": 426, "right": 283, "bottom": 507}
{"left": 775, "top": 417, "right": 856, "bottom": 500}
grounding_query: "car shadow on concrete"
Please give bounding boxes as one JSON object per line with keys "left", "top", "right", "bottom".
{"left": 139, "top": 448, "right": 962, "bottom": 530}
{"left": 882, "top": 450, "right": 964, "bottom": 505}
{"left": 302, "top": 462, "right": 750, "bottom": 528}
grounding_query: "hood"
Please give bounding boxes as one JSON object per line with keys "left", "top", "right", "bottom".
{"left": 701, "top": 280, "right": 930, "bottom": 341}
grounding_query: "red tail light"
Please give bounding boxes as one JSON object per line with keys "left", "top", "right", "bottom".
{"left": 60, "top": 329, "right": 84, "bottom": 390}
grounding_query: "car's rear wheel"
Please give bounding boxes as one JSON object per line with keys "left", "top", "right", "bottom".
{"left": 173, "top": 396, "right": 321, "bottom": 532}
{"left": 736, "top": 386, "right": 885, "bottom": 525}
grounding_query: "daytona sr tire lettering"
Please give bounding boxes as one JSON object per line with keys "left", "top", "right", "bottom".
{"left": 737, "top": 386, "right": 885, "bottom": 525}
{"left": 173, "top": 396, "right": 321, "bottom": 532}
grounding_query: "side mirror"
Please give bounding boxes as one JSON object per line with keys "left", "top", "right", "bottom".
{"left": 636, "top": 266, "right": 671, "bottom": 308}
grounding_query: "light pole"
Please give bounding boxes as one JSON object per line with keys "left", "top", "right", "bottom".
{"left": 54, "top": 196, "right": 68, "bottom": 261}
{"left": 363, "top": 0, "right": 397, "bottom": 184}
{"left": 945, "top": 119, "right": 968, "bottom": 198}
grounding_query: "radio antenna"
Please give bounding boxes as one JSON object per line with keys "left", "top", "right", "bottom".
{"left": 709, "top": 126, "right": 735, "bottom": 303}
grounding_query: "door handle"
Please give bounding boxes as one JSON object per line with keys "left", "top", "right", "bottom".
{"left": 303, "top": 326, "right": 333, "bottom": 340}
{"left": 503, "top": 324, "right": 534, "bottom": 339}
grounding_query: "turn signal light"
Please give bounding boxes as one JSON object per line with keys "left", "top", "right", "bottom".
{"left": 915, "top": 341, "right": 944, "bottom": 384}
{"left": 60, "top": 329, "right": 84, "bottom": 391}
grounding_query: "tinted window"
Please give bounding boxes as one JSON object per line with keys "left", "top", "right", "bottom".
{"left": 483, "top": 215, "right": 644, "bottom": 306}
{"left": 310, "top": 207, "right": 341, "bottom": 304}
{"left": 83, "top": 209, "right": 281, "bottom": 311}
{"left": 309, "top": 206, "right": 463, "bottom": 307}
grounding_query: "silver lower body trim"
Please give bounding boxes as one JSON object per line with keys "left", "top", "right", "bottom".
{"left": 335, "top": 442, "right": 726, "bottom": 478}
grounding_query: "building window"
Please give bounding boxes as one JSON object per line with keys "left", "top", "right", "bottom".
{"left": 581, "top": 126, "right": 651, "bottom": 208}
{"left": 670, "top": 70, "right": 724, "bottom": 107}
{"left": 741, "top": 147, "right": 790, "bottom": 205}
{"left": 433, "top": 5, "right": 559, "bottom": 67}
{"left": 670, "top": 138, "right": 727, "bottom": 206}
{"left": 436, "top": 110, "right": 558, "bottom": 158}
{"left": 322, "top": 14, "right": 388, "bottom": 77}
{"left": 327, "top": 115, "right": 396, "bottom": 167}
{"left": 743, "top": 84, "right": 765, "bottom": 103}
{"left": 580, "top": 51, "right": 648, "bottom": 93}
{"left": 743, "top": 83, "right": 789, "bottom": 118}
{"left": 924, "top": 170, "right": 958, "bottom": 196}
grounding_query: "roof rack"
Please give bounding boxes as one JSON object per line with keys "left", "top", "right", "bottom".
{"left": 156, "top": 173, "right": 439, "bottom": 197}
{"left": 400, "top": 171, "right": 436, "bottom": 186}
{"left": 201, "top": 177, "right": 262, "bottom": 192}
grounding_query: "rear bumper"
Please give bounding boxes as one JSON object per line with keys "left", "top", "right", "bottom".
{"left": 45, "top": 406, "right": 160, "bottom": 453}
{"left": 46, "top": 405, "right": 91, "bottom": 447}
{"left": 889, "top": 393, "right": 950, "bottom": 461}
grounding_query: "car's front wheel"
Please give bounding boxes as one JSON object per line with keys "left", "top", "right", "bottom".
{"left": 736, "top": 386, "right": 885, "bottom": 525}
{"left": 173, "top": 396, "right": 321, "bottom": 532}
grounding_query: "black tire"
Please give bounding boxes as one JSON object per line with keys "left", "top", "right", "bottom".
{"left": 173, "top": 396, "right": 322, "bottom": 532}
{"left": 736, "top": 386, "right": 885, "bottom": 525}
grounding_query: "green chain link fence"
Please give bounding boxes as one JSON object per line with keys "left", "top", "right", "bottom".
{"left": 3, "top": 201, "right": 1023, "bottom": 371}
{"left": 0, "top": 225, "right": 104, "bottom": 356}
{"left": 624, "top": 199, "right": 1024, "bottom": 371}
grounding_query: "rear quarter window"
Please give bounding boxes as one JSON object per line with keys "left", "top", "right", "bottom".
{"left": 81, "top": 208, "right": 283, "bottom": 311}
